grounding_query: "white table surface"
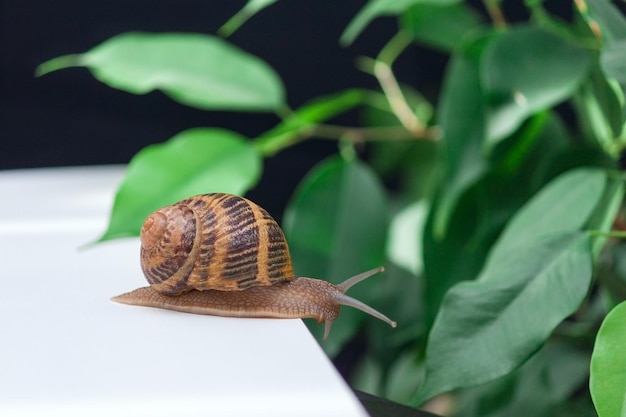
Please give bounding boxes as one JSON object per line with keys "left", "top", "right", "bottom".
{"left": 0, "top": 166, "right": 369, "bottom": 417}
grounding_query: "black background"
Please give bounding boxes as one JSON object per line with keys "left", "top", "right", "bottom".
{"left": 3, "top": 1, "right": 577, "bottom": 213}
{"left": 1, "top": 1, "right": 442, "bottom": 213}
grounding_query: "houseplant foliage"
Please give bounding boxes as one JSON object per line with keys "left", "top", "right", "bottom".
{"left": 37, "top": 0, "right": 626, "bottom": 415}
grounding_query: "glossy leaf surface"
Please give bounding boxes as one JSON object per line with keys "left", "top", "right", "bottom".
{"left": 590, "top": 301, "right": 626, "bottom": 417}
{"left": 415, "top": 169, "right": 606, "bottom": 404}
{"left": 423, "top": 113, "right": 574, "bottom": 329}
{"left": 37, "top": 32, "right": 285, "bottom": 112}
{"left": 481, "top": 27, "right": 592, "bottom": 143}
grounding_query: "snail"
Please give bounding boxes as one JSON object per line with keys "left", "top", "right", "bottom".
{"left": 111, "top": 193, "right": 397, "bottom": 339}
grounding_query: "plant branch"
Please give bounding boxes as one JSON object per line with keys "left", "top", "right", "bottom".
{"left": 255, "top": 123, "right": 440, "bottom": 156}
{"left": 358, "top": 57, "right": 426, "bottom": 136}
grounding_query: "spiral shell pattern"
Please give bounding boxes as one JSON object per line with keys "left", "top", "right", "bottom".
{"left": 140, "top": 193, "right": 295, "bottom": 295}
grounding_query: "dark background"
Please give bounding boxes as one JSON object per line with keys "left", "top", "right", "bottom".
{"left": 1, "top": 0, "right": 440, "bottom": 213}
{"left": 3, "top": 1, "right": 575, "bottom": 213}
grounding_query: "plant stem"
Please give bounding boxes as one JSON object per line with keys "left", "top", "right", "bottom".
{"left": 256, "top": 32, "right": 434, "bottom": 157}
{"left": 378, "top": 30, "right": 414, "bottom": 66}
{"left": 375, "top": 60, "right": 425, "bottom": 135}
{"left": 255, "top": 123, "right": 439, "bottom": 156}
{"left": 482, "top": 0, "right": 507, "bottom": 28}
{"left": 358, "top": 57, "right": 426, "bottom": 136}
{"left": 589, "top": 230, "right": 626, "bottom": 239}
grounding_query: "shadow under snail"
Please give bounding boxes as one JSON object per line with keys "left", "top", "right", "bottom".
{"left": 112, "top": 193, "right": 397, "bottom": 339}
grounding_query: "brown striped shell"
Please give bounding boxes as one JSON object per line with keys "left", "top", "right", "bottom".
{"left": 140, "top": 193, "right": 295, "bottom": 296}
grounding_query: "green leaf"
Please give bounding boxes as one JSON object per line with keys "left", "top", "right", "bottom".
{"left": 481, "top": 26, "right": 593, "bottom": 143}
{"left": 422, "top": 113, "right": 573, "bottom": 329}
{"left": 576, "top": 63, "right": 624, "bottom": 150}
{"left": 400, "top": 2, "right": 483, "bottom": 51}
{"left": 590, "top": 301, "right": 626, "bottom": 417}
{"left": 601, "top": 40, "right": 626, "bottom": 85}
{"left": 340, "top": 0, "right": 460, "bottom": 46}
{"left": 415, "top": 169, "right": 606, "bottom": 404}
{"left": 457, "top": 342, "right": 591, "bottom": 417}
{"left": 490, "top": 111, "right": 551, "bottom": 175}
{"left": 387, "top": 201, "right": 427, "bottom": 276}
{"left": 99, "top": 128, "right": 262, "bottom": 242}
{"left": 585, "top": 0, "right": 626, "bottom": 43}
{"left": 257, "top": 89, "right": 366, "bottom": 156}
{"left": 485, "top": 168, "right": 606, "bottom": 268}
{"left": 385, "top": 350, "right": 424, "bottom": 405}
{"left": 36, "top": 32, "right": 285, "bottom": 112}
{"left": 218, "top": 0, "right": 278, "bottom": 37}
{"left": 414, "top": 233, "right": 593, "bottom": 404}
{"left": 432, "top": 41, "right": 487, "bottom": 238}
{"left": 282, "top": 156, "right": 388, "bottom": 355}
{"left": 585, "top": 172, "right": 624, "bottom": 258}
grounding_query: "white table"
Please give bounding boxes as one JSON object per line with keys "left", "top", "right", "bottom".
{"left": 0, "top": 166, "right": 369, "bottom": 417}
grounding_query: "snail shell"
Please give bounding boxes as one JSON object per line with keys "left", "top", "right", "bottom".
{"left": 140, "top": 193, "right": 294, "bottom": 295}
{"left": 113, "top": 193, "right": 396, "bottom": 339}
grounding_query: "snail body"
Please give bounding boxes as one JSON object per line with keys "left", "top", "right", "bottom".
{"left": 112, "top": 193, "right": 396, "bottom": 339}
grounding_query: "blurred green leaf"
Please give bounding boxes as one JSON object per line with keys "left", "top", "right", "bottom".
{"left": 585, "top": 0, "right": 626, "bottom": 43}
{"left": 37, "top": 32, "right": 285, "bottom": 112}
{"left": 590, "top": 301, "right": 626, "bottom": 417}
{"left": 283, "top": 89, "right": 366, "bottom": 125}
{"left": 99, "top": 128, "right": 261, "bottom": 242}
{"left": 352, "top": 354, "right": 384, "bottom": 395}
{"left": 282, "top": 156, "right": 388, "bottom": 355}
{"left": 599, "top": 243, "right": 626, "bottom": 307}
{"left": 431, "top": 39, "right": 488, "bottom": 238}
{"left": 490, "top": 111, "right": 551, "bottom": 175}
{"left": 457, "top": 342, "right": 591, "bottom": 417}
{"left": 387, "top": 201, "right": 427, "bottom": 276}
{"left": 368, "top": 139, "right": 440, "bottom": 201}
{"left": 601, "top": 40, "right": 626, "bottom": 85}
{"left": 400, "top": 2, "right": 483, "bottom": 51}
{"left": 527, "top": 1, "right": 580, "bottom": 40}
{"left": 218, "top": 0, "right": 278, "bottom": 37}
{"left": 385, "top": 350, "right": 424, "bottom": 405}
{"left": 576, "top": 63, "right": 624, "bottom": 150}
{"left": 499, "top": 112, "right": 571, "bottom": 182}
{"left": 585, "top": 171, "right": 624, "bottom": 257}
{"left": 340, "top": 0, "right": 460, "bottom": 46}
{"left": 366, "top": 262, "right": 423, "bottom": 354}
{"left": 415, "top": 168, "right": 607, "bottom": 404}
{"left": 481, "top": 26, "right": 593, "bottom": 143}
